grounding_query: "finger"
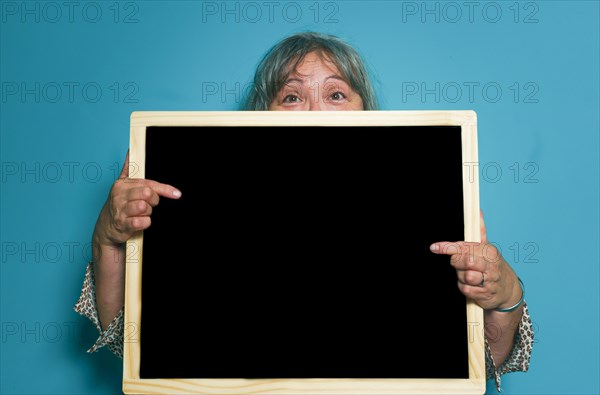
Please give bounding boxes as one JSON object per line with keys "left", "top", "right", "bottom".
{"left": 114, "top": 215, "right": 151, "bottom": 235}
{"left": 141, "top": 179, "right": 182, "bottom": 199}
{"left": 480, "top": 209, "right": 488, "bottom": 243}
{"left": 126, "top": 186, "right": 160, "bottom": 206}
{"left": 127, "top": 216, "right": 151, "bottom": 231}
{"left": 449, "top": 248, "right": 487, "bottom": 272}
{"left": 430, "top": 241, "right": 466, "bottom": 256}
{"left": 119, "top": 150, "right": 130, "bottom": 179}
{"left": 456, "top": 270, "right": 484, "bottom": 287}
{"left": 457, "top": 281, "right": 486, "bottom": 299}
{"left": 430, "top": 241, "right": 479, "bottom": 257}
{"left": 123, "top": 200, "right": 153, "bottom": 217}
{"left": 431, "top": 241, "right": 488, "bottom": 271}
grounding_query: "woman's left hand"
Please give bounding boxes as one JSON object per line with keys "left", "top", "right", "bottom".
{"left": 430, "top": 211, "right": 522, "bottom": 311}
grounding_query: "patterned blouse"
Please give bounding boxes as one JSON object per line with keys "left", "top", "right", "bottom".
{"left": 74, "top": 262, "right": 533, "bottom": 392}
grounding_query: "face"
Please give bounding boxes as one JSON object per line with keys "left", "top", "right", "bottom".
{"left": 268, "top": 51, "right": 364, "bottom": 111}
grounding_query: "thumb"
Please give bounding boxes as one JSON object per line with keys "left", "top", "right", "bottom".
{"left": 480, "top": 209, "right": 488, "bottom": 244}
{"left": 119, "top": 150, "right": 130, "bottom": 179}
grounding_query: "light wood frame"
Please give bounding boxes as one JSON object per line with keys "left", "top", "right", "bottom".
{"left": 124, "top": 111, "right": 483, "bottom": 395}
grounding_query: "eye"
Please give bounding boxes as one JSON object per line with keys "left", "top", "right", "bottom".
{"left": 283, "top": 94, "right": 302, "bottom": 103}
{"left": 329, "top": 91, "right": 347, "bottom": 101}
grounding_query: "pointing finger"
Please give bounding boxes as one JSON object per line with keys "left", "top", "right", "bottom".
{"left": 431, "top": 241, "right": 487, "bottom": 271}
{"left": 430, "top": 241, "right": 469, "bottom": 256}
{"left": 141, "top": 179, "right": 182, "bottom": 199}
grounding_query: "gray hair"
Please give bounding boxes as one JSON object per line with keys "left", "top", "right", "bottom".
{"left": 243, "top": 32, "right": 378, "bottom": 110}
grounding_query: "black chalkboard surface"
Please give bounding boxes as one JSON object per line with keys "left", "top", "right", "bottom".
{"left": 138, "top": 126, "right": 467, "bottom": 379}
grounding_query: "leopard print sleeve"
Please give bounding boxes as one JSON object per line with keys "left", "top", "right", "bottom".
{"left": 485, "top": 302, "right": 533, "bottom": 392}
{"left": 74, "top": 262, "right": 124, "bottom": 358}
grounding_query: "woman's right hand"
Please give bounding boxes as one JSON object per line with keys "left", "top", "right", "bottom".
{"left": 91, "top": 151, "right": 181, "bottom": 329}
{"left": 94, "top": 151, "right": 182, "bottom": 248}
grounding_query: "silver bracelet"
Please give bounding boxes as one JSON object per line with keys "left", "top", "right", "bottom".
{"left": 494, "top": 277, "right": 525, "bottom": 313}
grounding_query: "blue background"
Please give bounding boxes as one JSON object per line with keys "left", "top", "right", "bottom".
{"left": 1, "top": 1, "right": 598, "bottom": 394}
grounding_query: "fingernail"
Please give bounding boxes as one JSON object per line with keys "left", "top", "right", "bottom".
{"left": 173, "top": 189, "right": 182, "bottom": 198}
{"left": 430, "top": 244, "right": 439, "bottom": 252}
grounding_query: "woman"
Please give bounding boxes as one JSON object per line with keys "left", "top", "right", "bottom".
{"left": 75, "top": 32, "right": 532, "bottom": 391}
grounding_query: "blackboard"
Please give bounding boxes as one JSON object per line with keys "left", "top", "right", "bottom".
{"left": 123, "top": 111, "right": 484, "bottom": 395}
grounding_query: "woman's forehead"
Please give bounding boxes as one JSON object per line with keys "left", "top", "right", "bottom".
{"left": 284, "top": 51, "right": 345, "bottom": 80}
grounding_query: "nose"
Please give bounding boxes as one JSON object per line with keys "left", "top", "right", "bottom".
{"left": 308, "top": 97, "right": 323, "bottom": 111}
